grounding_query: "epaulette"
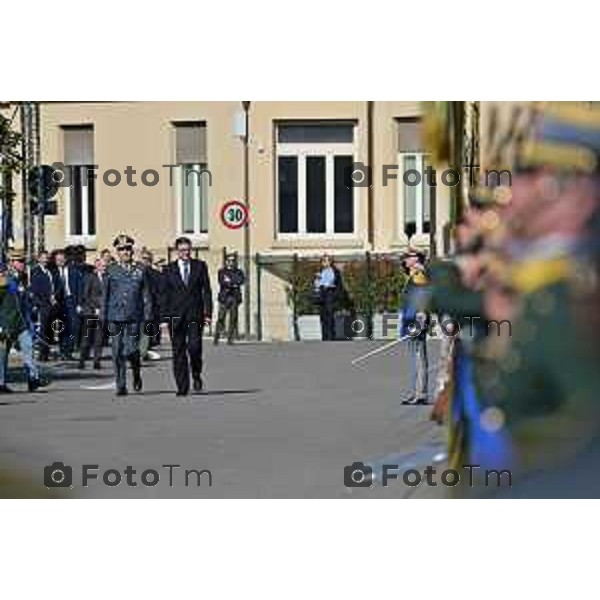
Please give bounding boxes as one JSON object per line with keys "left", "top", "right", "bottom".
{"left": 510, "top": 257, "right": 570, "bottom": 295}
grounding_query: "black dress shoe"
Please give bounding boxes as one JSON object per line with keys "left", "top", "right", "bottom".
{"left": 133, "top": 372, "right": 143, "bottom": 392}
{"left": 78, "top": 360, "right": 86, "bottom": 370}
{"left": 116, "top": 388, "right": 128, "bottom": 397}
{"left": 93, "top": 361, "right": 101, "bottom": 370}
{"left": 404, "top": 397, "right": 429, "bottom": 406}
{"left": 193, "top": 376, "right": 203, "bottom": 392}
{"left": 28, "top": 378, "right": 49, "bottom": 392}
{"left": 0, "top": 385, "right": 14, "bottom": 394}
{"left": 176, "top": 390, "right": 189, "bottom": 397}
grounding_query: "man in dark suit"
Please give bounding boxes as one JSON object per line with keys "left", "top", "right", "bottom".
{"left": 78, "top": 258, "right": 108, "bottom": 370}
{"left": 52, "top": 248, "right": 84, "bottom": 360}
{"left": 29, "top": 250, "right": 57, "bottom": 361}
{"left": 139, "top": 248, "right": 162, "bottom": 361}
{"left": 161, "top": 236, "right": 212, "bottom": 396}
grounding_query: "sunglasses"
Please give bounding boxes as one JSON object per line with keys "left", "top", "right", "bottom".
{"left": 117, "top": 245, "right": 133, "bottom": 251}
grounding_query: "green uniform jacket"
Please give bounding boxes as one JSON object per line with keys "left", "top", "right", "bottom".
{"left": 482, "top": 274, "right": 600, "bottom": 471}
{"left": 0, "top": 286, "right": 26, "bottom": 341}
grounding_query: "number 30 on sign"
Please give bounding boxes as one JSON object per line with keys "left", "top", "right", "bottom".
{"left": 220, "top": 200, "right": 249, "bottom": 229}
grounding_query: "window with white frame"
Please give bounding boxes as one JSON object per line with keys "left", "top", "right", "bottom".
{"left": 397, "top": 119, "right": 431, "bottom": 238}
{"left": 277, "top": 122, "right": 356, "bottom": 236}
{"left": 63, "top": 126, "right": 96, "bottom": 239}
{"left": 174, "top": 123, "right": 209, "bottom": 235}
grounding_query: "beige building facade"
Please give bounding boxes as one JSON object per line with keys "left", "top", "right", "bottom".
{"left": 6, "top": 101, "right": 453, "bottom": 340}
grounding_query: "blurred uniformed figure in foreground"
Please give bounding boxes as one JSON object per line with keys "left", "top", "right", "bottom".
{"left": 426, "top": 102, "right": 600, "bottom": 495}
{"left": 428, "top": 192, "right": 514, "bottom": 475}
{"left": 482, "top": 103, "right": 600, "bottom": 494}
{"left": 104, "top": 235, "right": 151, "bottom": 396}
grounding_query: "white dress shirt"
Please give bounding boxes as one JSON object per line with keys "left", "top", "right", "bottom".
{"left": 41, "top": 265, "right": 54, "bottom": 295}
{"left": 60, "top": 266, "right": 72, "bottom": 297}
{"left": 177, "top": 259, "right": 191, "bottom": 285}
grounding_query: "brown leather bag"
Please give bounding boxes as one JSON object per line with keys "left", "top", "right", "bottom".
{"left": 430, "top": 339, "right": 455, "bottom": 425}
{"left": 430, "top": 378, "right": 452, "bottom": 425}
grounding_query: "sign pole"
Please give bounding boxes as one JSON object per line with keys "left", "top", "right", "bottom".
{"left": 242, "top": 101, "right": 251, "bottom": 339}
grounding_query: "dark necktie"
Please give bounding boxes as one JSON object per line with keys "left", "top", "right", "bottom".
{"left": 62, "top": 268, "right": 71, "bottom": 296}
{"left": 183, "top": 261, "right": 190, "bottom": 286}
{"left": 44, "top": 268, "right": 54, "bottom": 294}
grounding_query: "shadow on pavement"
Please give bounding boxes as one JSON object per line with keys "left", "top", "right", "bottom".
{"left": 142, "top": 388, "right": 262, "bottom": 397}
{"left": 0, "top": 399, "right": 39, "bottom": 406}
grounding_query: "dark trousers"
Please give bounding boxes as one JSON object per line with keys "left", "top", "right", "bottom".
{"left": 139, "top": 319, "right": 161, "bottom": 357}
{"left": 35, "top": 304, "right": 55, "bottom": 360}
{"left": 319, "top": 289, "right": 336, "bottom": 341}
{"left": 170, "top": 319, "right": 203, "bottom": 394}
{"left": 60, "top": 296, "right": 80, "bottom": 356}
{"left": 150, "top": 319, "right": 161, "bottom": 347}
{"left": 80, "top": 316, "right": 104, "bottom": 363}
{"left": 214, "top": 302, "right": 239, "bottom": 343}
{"left": 108, "top": 321, "right": 141, "bottom": 391}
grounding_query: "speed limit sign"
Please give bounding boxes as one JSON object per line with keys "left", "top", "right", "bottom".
{"left": 221, "top": 200, "right": 249, "bottom": 229}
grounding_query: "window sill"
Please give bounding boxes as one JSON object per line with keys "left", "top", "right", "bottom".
{"left": 65, "top": 235, "right": 97, "bottom": 250}
{"left": 178, "top": 234, "right": 209, "bottom": 249}
{"left": 271, "top": 237, "right": 365, "bottom": 250}
{"left": 391, "top": 233, "right": 430, "bottom": 249}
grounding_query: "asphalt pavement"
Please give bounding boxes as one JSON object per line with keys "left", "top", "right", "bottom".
{"left": 0, "top": 339, "right": 446, "bottom": 498}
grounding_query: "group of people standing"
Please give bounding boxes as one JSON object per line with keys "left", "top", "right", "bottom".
{"left": 0, "top": 236, "right": 245, "bottom": 397}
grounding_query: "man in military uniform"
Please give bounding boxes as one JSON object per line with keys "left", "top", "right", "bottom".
{"left": 425, "top": 191, "right": 515, "bottom": 474}
{"left": 400, "top": 249, "right": 430, "bottom": 405}
{"left": 104, "top": 235, "right": 151, "bottom": 396}
{"left": 214, "top": 253, "right": 245, "bottom": 345}
{"left": 476, "top": 103, "right": 600, "bottom": 491}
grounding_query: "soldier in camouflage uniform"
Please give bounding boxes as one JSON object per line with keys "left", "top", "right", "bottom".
{"left": 104, "top": 235, "right": 152, "bottom": 396}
